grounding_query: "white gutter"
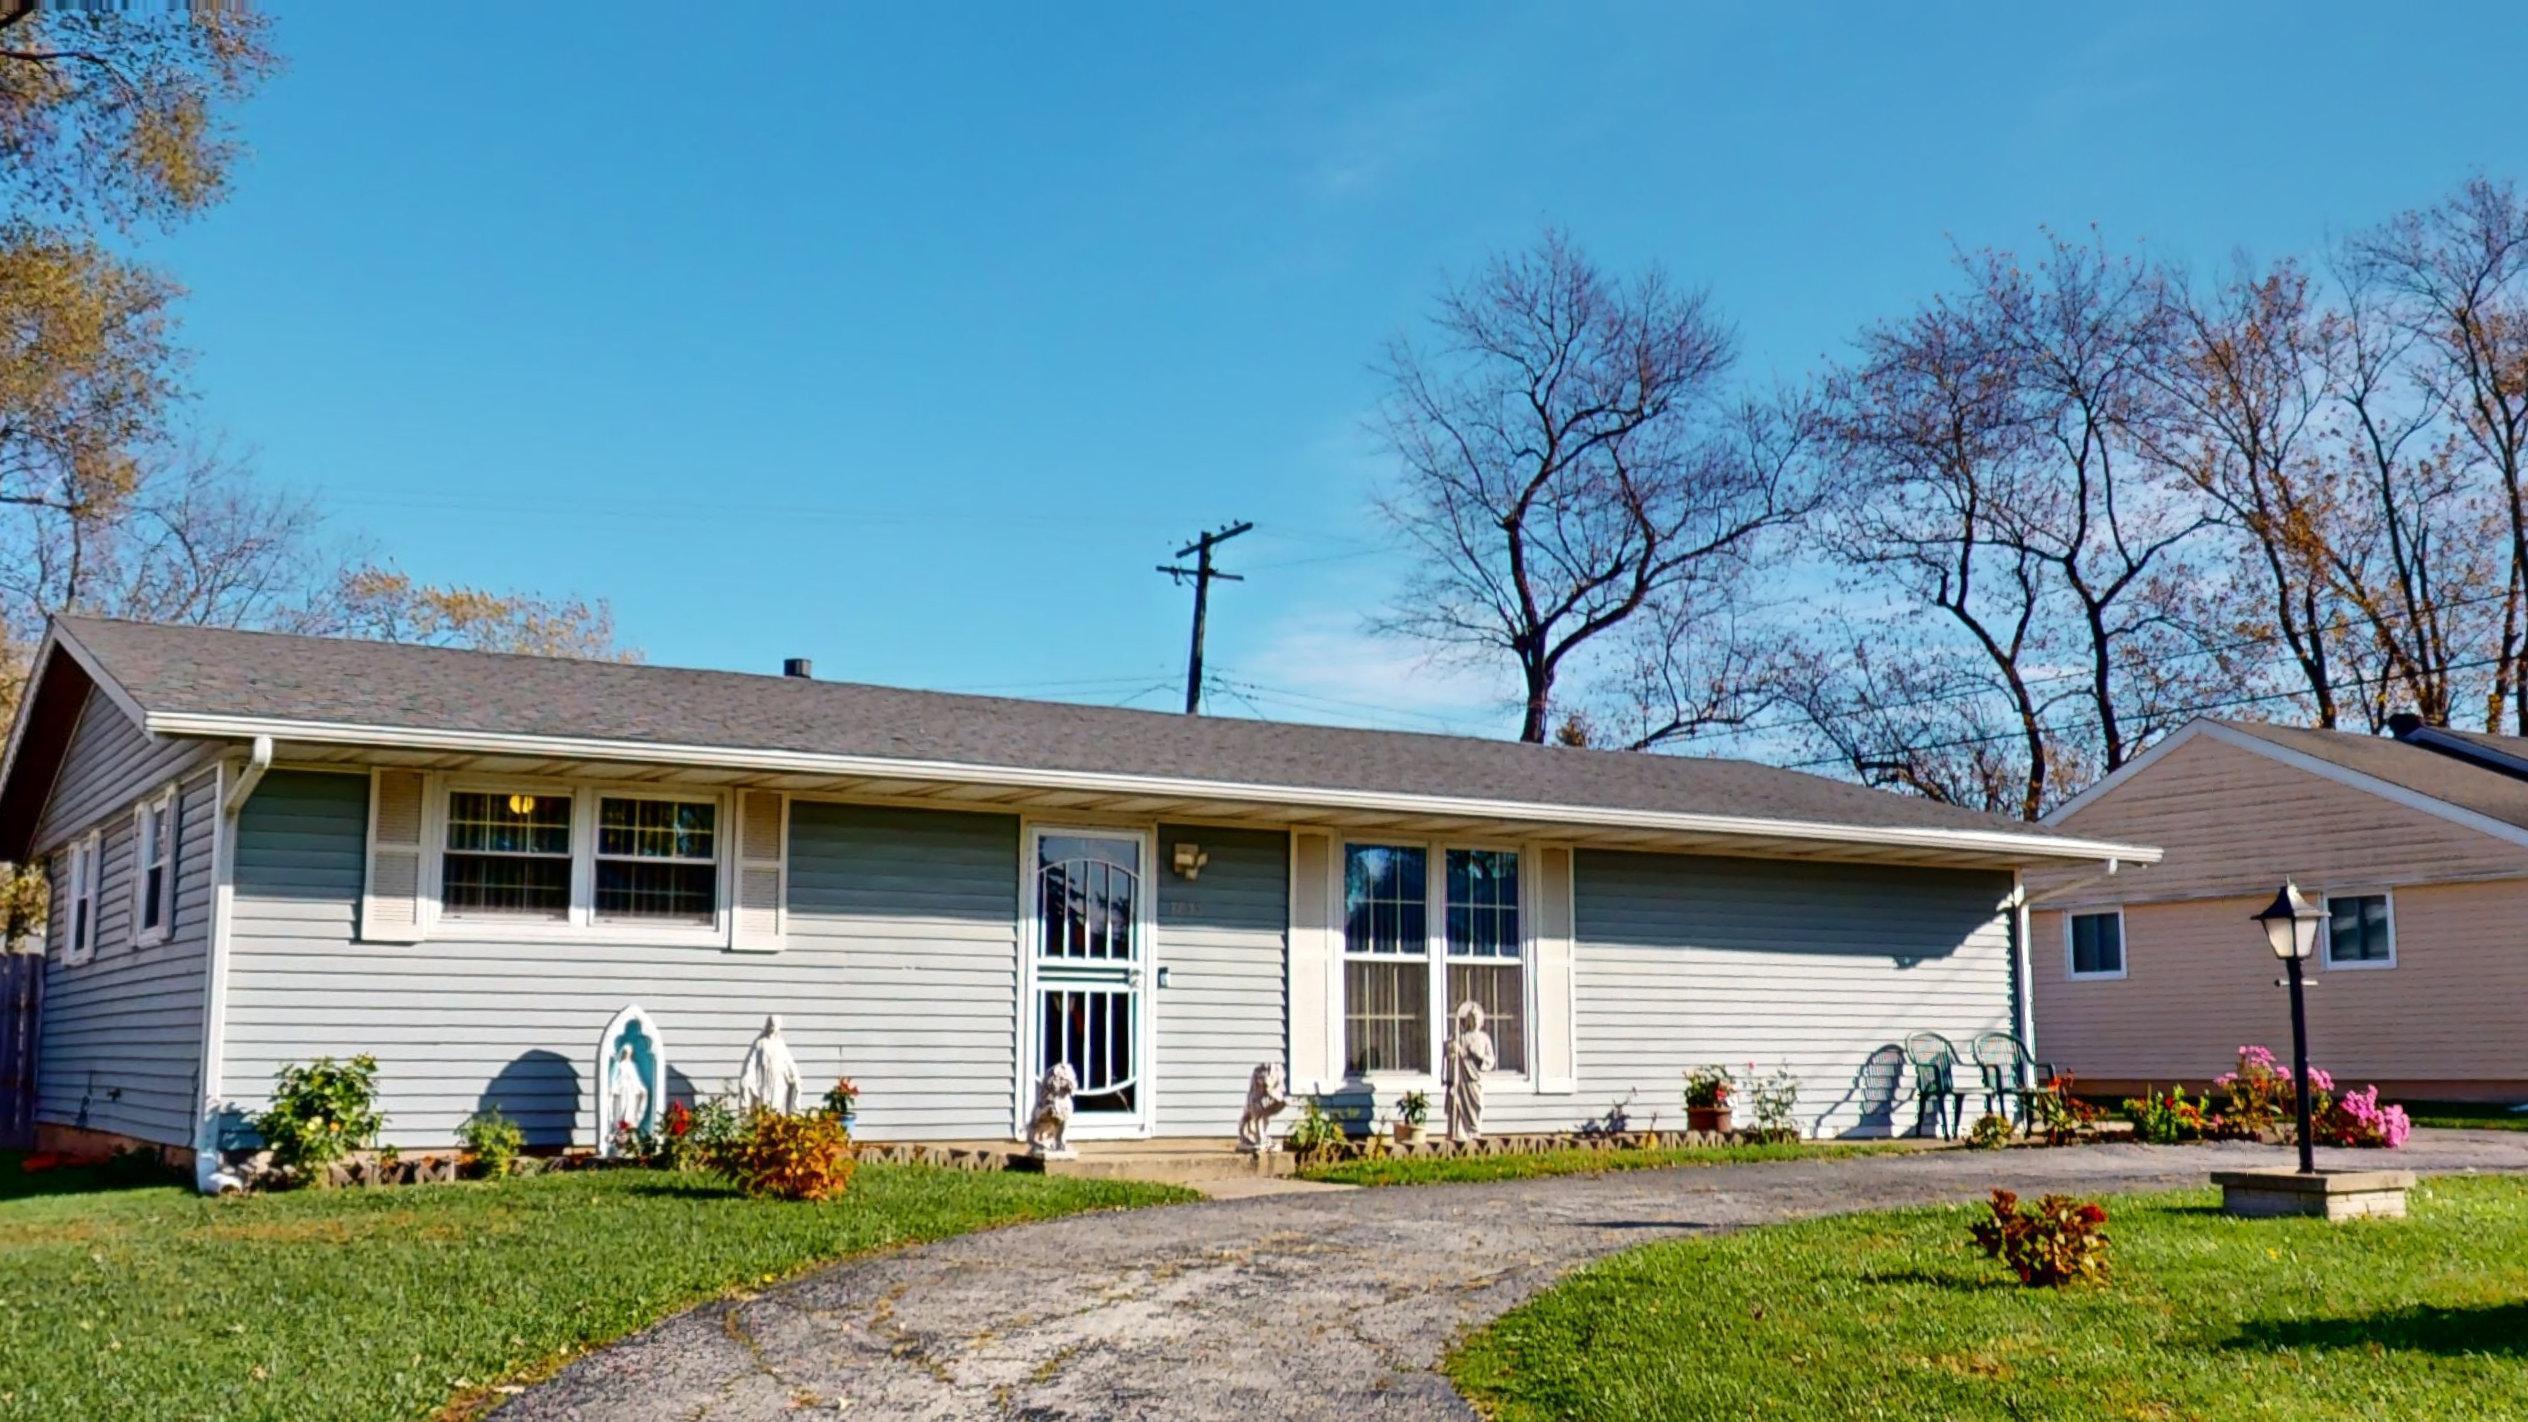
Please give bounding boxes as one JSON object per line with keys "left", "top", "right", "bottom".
{"left": 143, "top": 710, "right": 2160, "bottom": 866}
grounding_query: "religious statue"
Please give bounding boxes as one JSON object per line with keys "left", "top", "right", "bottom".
{"left": 608, "top": 1042, "right": 651, "bottom": 1138}
{"left": 1236, "top": 1062, "right": 1290, "bottom": 1153}
{"left": 1028, "top": 1062, "right": 1078, "bottom": 1160}
{"left": 739, "top": 1014, "right": 803, "bottom": 1114}
{"left": 1441, "top": 1000, "right": 1496, "bottom": 1143}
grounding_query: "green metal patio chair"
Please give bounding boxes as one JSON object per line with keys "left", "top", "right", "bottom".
{"left": 1903, "top": 1032, "right": 1967, "bottom": 1139}
{"left": 1971, "top": 1030, "right": 2056, "bottom": 1131}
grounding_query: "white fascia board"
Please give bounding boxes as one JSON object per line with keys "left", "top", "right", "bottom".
{"left": 142, "top": 710, "right": 2160, "bottom": 867}
{"left": 0, "top": 622, "right": 160, "bottom": 821}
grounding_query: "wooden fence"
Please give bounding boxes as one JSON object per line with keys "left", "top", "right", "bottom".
{"left": 0, "top": 951, "right": 39, "bottom": 1149}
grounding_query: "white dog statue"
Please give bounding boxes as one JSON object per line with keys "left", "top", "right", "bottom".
{"left": 1028, "top": 1062, "right": 1078, "bottom": 1160}
{"left": 1236, "top": 1062, "right": 1290, "bottom": 1153}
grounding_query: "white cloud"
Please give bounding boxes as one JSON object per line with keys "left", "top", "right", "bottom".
{"left": 1214, "top": 608, "right": 1514, "bottom": 737}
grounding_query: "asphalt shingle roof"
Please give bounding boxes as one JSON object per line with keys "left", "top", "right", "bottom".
{"left": 52, "top": 616, "right": 2085, "bottom": 842}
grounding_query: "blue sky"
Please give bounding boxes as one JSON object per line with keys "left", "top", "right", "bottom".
{"left": 156, "top": 4, "right": 2527, "bottom": 737}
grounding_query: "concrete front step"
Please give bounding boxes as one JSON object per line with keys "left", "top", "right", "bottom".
{"left": 1012, "top": 1142, "right": 1297, "bottom": 1185}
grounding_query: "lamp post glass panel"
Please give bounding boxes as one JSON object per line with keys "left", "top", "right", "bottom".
{"left": 2252, "top": 882, "right": 2326, "bottom": 1174}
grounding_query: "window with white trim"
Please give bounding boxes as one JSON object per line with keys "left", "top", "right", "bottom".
{"left": 432, "top": 783, "right": 727, "bottom": 932}
{"left": 2324, "top": 892, "right": 2394, "bottom": 968}
{"left": 1342, "top": 841, "right": 1528, "bottom": 1078}
{"left": 595, "top": 795, "right": 718, "bottom": 924}
{"left": 1444, "top": 848, "right": 1525, "bottom": 1073}
{"left": 133, "top": 786, "right": 176, "bottom": 944}
{"left": 61, "top": 831, "right": 99, "bottom": 964}
{"left": 443, "top": 790, "right": 574, "bottom": 920}
{"left": 2066, "top": 910, "right": 2123, "bottom": 979}
{"left": 1342, "top": 844, "right": 1428, "bottom": 1075}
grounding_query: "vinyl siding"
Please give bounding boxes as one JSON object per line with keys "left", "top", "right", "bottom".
{"left": 1479, "top": 850, "right": 2017, "bottom": 1138}
{"left": 31, "top": 687, "right": 216, "bottom": 856}
{"left": 220, "top": 773, "right": 1021, "bottom": 1148}
{"left": 2033, "top": 881, "right": 2528, "bottom": 1089}
{"left": 2029, "top": 732, "right": 2528, "bottom": 905}
{"left": 36, "top": 760, "right": 217, "bottom": 1148}
{"left": 1152, "top": 825, "right": 1285, "bottom": 1134}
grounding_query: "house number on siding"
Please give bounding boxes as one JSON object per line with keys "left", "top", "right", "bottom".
{"left": 1162, "top": 898, "right": 1201, "bottom": 916}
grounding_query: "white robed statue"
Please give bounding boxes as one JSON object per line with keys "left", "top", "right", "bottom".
{"left": 607, "top": 1042, "right": 651, "bottom": 1136}
{"left": 739, "top": 1014, "right": 803, "bottom": 1114}
{"left": 1441, "top": 1000, "right": 1496, "bottom": 1143}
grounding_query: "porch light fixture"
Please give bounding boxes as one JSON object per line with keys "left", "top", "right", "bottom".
{"left": 1171, "top": 842, "right": 1208, "bottom": 880}
{"left": 2251, "top": 881, "right": 2326, "bottom": 1174}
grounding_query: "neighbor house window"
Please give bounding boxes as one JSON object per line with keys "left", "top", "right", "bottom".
{"left": 2067, "top": 910, "right": 2124, "bottom": 979}
{"left": 442, "top": 790, "right": 573, "bottom": 919}
{"left": 2324, "top": 893, "right": 2394, "bottom": 969}
{"left": 133, "top": 786, "right": 176, "bottom": 944}
{"left": 61, "top": 831, "right": 99, "bottom": 964}
{"left": 1445, "top": 848, "right": 1525, "bottom": 1073}
{"left": 1343, "top": 844, "right": 1429, "bottom": 1075}
{"left": 595, "top": 795, "right": 718, "bottom": 924}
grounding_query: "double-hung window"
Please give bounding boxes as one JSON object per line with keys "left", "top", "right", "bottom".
{"left": 436, "top": 784, "right": 724, "bottom": 931}
{"left": 2066, "top": 910, "right": 2124, "bottom": 980}
{"left": 1342, "top": 845, "right": 1429, "bottom": 1075}
{"left": 133, "top": 786, "right": 176, "bottom": 944}
{"left": 443, "top": 790, "right": 574, "bottom": 920}
{"left": 595, "top": 795, "right": 717, "bottom": 925}
{"left": 61, "top": 831, "right": 99, "bottom": 964}
{"left": 2324, "top": 892, "right": 2393, "bottom": 969}
{"left": 1342, "top": 842, "right": 1528, "bottom": 1078}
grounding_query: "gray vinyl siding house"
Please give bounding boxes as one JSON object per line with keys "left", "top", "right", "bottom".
{"left": 0, "top": 617, "right": 2153, "bottom": 1184}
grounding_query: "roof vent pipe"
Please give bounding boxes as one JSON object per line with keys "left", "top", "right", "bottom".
{"left": 783, "top": 658, "right": 813, "bottom": 679}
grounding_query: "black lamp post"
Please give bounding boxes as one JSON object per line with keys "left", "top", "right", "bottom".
{"left": 2252, "top": 881, "right": 2326, "bottom": 1175}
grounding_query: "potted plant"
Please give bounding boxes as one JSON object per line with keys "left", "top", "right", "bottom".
{"left": 1392, "top": 1089, "right": 1431, "bottom": 1144}
{"left": 822, "top": 1078, "right": 860, "bottom": 1130}
{"left": 1684, "top": 1064, "right": 1735, "bottom": 1134}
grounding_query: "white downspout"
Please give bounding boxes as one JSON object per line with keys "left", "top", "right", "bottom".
{"left": 195, "top": 736, "right": 271, "bottom": 1194}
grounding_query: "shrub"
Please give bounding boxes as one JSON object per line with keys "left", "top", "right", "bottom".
{"left": 253, "top": 1054, "right": 385, "bottom": 1183}
{"left": 456, "top": 1108, "right": 525, "bottom": 1178}
{"left": 710, "top": 1106, "right": 856, "bottom": 1201}
{"left": 1684, "top": 1064, "right": 1735, "bottom": 1111}
{"left": 1967, "top": 1112, "right": 2015, "bottom": 1150}
{"left": 2120, "top": 1085, "right": 2217, "bottom": 1144}
{"left": 1284, "top": 1098, "right": 1350, "bottom": 1159}
{"left": 1970, "top": 1188, "right": 2110, "bottom": 1287}
{"left": 1747, "top": 1065, "right": 1802, "bottom": 1141}
{"left": 2318, "top": 1085, "right": 2413, "bottom": 1149}
{"left": 2214, "top": 1045, "right": 2331, "bottom": 1140}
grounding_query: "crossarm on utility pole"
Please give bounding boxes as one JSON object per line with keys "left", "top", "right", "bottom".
{"left": 1157, "top": 520, "right": 1253, "bottom": 714}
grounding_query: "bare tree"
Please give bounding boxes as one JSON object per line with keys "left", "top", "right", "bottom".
{"left": 2349, "top": 178, "right": 2528, "bottom": 729}
{"left": 1373, "top": 230, "right": 1811, "bottom": 743}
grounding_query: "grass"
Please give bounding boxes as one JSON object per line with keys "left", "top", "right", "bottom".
{"left": 0, "top": 1153, "right": 1189, "bottom": 1422}
{"left": 1449, "top": 1174, "right": 2528, "bottom": 1421}
{"left": 1295, "top": 1138, "right": 1910, "bottom": 1186}
{"left": 2406, "top": 1100, "right": 2528, "bottom": 1131}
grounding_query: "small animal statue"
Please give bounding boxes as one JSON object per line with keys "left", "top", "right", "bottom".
{"left": 738, "top": 1014, "right": 803, "bottom": 1114}
{"left": 1028, "top": 1062, "right": 1079, "bottom": 1159}
{"left": 1236, "top": 1062, "right": 1290, "bottom": 1153}
{"left": 1441, "top": 1000, "right": 1496, "bottom": 1143}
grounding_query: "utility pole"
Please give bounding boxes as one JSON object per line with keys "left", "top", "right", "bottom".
{"left": 1157, "top": 521, "right": 1252, "bottom": 714}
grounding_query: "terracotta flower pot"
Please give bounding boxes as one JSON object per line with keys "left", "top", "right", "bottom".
{"left": 1392, "top": 1122, "right": 1425, "bottom": 1145}
{"left": 1687, "top": 1106, "right": 1733, "bottom": 1134}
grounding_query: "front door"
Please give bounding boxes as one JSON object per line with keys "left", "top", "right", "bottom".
{"left": 1024, "top": 828, "right": 1154, "bottom": 1138}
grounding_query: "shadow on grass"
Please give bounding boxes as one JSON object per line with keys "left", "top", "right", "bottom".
{"left": 2230, "top": 1301, "right": 2528, "bottom": 1356}
{"left": 1860, "top": 1267, "right": 2016, "bottom": 1295}
{"left": 0, "top": 1153, "right": 184, "bottom": 1203}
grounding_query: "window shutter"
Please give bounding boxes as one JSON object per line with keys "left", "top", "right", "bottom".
{"left": 1529, "top": 845, "right": 1577, "bottom": 1094}
{"left": 1287, "top": 831, "right": 1338, "bottom": 1092}
{"left": 362, "top": 768, "right": 430, "bottom": 944}
{"left": 731, "top": 788, "right": 787, "bottom": 952}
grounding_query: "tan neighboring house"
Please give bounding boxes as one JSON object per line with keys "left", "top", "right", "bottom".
{"left": 2029, "top": 715, "right": 2528, "bottom": 1103}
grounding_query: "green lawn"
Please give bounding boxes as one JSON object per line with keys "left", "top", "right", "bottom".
{"left": 2406, "top": 1100, "right": 2528, "bottom": 1131}
{"left": 1296, "top": 1139, "right": 1908, "bottom": 1186}
{"left": 0, "top": 1154, "right": 1188, "bottom": 1422}
{"left": 1450, "top": 1174, "right": 2528, "bottom": 1421}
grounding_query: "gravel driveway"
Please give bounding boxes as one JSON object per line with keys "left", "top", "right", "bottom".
{"left": 501, "top": 1132, "right": 2528, "bottom": 1421}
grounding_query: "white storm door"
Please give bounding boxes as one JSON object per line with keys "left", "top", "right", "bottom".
{"left": 1025, "top": 828, "right": 1155, "bottom": 1138}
